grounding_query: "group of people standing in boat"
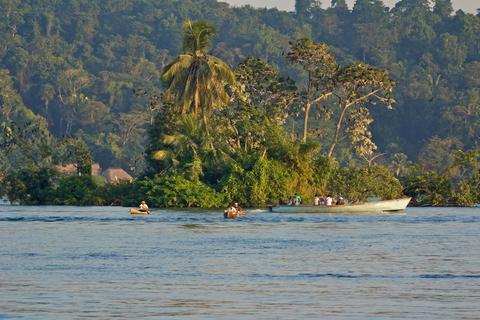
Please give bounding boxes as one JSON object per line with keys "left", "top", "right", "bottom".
{"left": 314, "top": 195, "right": 345, "bottom": 206}
{"left": 285, "top": 194, "right": 345, "bottom": 206}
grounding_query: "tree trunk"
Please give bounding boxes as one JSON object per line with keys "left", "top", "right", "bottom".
{"left": 303, "top": 101, "right": 311, "bottom": 143}
{"left": 202, "top": 112, "right": 209, "bottom": 137}
{"left": 66, "top": 118, "right": 72, "bottom": 136}
{"left": 228, "top": 119, "right": 241, "bottom": 149}
{"left": 327, "top": 103, "right": 348, "bottom": 158}
{"left": 194, "top": 81, "right": 200, "bottom": 116}
{"left": 44, "top": 100, "right": 49, "bottom": 119}
{"left": 302, "top": 71, "right": 313, "bottom": 143}
{"left": 291, "top": 121, "right": 295, "bottom": 141}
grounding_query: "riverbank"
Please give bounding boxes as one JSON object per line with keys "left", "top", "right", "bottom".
{"left": 3, "top": 155, "right": 479, "bottom": 208}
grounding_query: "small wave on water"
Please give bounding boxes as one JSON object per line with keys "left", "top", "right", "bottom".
{"left": 0, "top": 216, "right": 148, "bottom": 223}
{"left": 246, "top": 272, "right": 480, "bottom": 281}
{"left": 300, "top": 273, "right": 480, "bottom": 280}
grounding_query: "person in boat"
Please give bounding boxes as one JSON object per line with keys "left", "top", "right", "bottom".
{"left": 336, "top": 197, "right": 345, "bottom": 206}
{"left": 287, "top": 196, "right": 293, "bottom": 205}
{"left": 326, "top": 195, "right": 333, "bottom": 206}
{"left": 314, "top": 195, "right": 320, "bottom": 206}
{"left": 139, "top": 200, "right": 150, "bottom": 214}
{"left": 233, "top": 202, "right": 244, "bottom": 215}
{"left": 224, "top": 206, "right": 237, "bottom": 218}
{"left": 293, "top": 194, "right": 302, "bottom": 206}
{"left": 224, "top": 202, "right": 242, "bottom": 219}
{"left": 320, "top": 195, "right": 327, "bottom": 206}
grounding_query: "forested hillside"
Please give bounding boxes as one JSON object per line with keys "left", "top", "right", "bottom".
{"left": 1, "top": 0, "right": 479, "bottom": 166}
{"left": 1, "top": 0, "right": 480, "bottom": 206}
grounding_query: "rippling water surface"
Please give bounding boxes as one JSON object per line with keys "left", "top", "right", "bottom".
{"left": 0, "top": 206, "right": 479, "bottom": 319}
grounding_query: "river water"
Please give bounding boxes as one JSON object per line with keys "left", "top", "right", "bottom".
{"left": 0, "top": 206, "right": 479, "bottom": 319}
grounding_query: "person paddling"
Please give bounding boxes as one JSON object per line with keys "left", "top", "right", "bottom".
{"left": 233, "top": 202, "right": 244, "bottom": 215}
{"left": 139, "top": 201, "right": 150, "bottom": 214}
{"left": 224, "top": 202, "right": 244, "bottom": 219}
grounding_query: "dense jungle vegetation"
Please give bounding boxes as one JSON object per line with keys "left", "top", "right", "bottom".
{"left": 1, "top": 0, "right": 479, "bottom": 207}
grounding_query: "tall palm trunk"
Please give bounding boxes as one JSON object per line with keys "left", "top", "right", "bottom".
{"left": 202, "top": 110, "right": 210, "bottom": 136}
{"left": 194, "top": 82, "right": 210, "bottom": 137}
{"left": 194, "top": 78, "right": 200, "bottom": 116}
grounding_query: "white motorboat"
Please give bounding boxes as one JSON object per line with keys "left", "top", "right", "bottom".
{"left": 271, "top": 198, "right": 411, "bottom": 214}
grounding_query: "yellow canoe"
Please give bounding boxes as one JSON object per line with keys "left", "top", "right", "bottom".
{"left": 130, "top": 209, "right": 150, "bottom": 215}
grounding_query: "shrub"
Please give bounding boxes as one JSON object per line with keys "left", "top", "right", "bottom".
{"left": 328, "top": 165, "right": 404, "bottom": 203}
{"left": 48, "top": 176, "right": 104, "bottom": 206}
{"left": 220, "top": 155, "right": 294, "bottom": 207}
{"left": 6, "top": 167, "right": 57, "bottom": 205}
{"left": 135, "top": 174, "right": 224, "bottom": 208}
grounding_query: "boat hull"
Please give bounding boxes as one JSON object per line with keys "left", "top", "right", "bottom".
{"left": 130, "top": 209, "right": 150, "bottom": 215}
{"left": 224, "top": 209, "right": 246, "bottom": 219}
{"left": 272, "top": 198, "right": 411, "bottom": 214}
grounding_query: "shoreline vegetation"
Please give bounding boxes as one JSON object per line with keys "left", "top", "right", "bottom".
{"left": 1, "top": 1, "right": 480, "bottom": 209}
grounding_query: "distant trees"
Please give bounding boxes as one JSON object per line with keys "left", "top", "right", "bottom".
{"left": 0, "top": 0, "right": 478, "bottom": 167}
{"left": 433, "top": 0, "right": 454, "bottom": 19}
{"left": 295, "top": 0, "right": 322, "bottom": 20}
{"left": 351, "top": 0, "right": 393, "bottom": 65}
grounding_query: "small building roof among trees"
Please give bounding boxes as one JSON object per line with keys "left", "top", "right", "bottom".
{"left": 102, "top": 168, "right": 133, "bottom": 184}
{"left": 56, "top": 163, "right": 102, "bottom": 176}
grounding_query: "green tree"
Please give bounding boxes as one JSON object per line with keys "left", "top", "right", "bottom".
{"left": 56, "top": 138, "right": 93, "bottom": 176}
{"left": 327, "top": 62, "right": 395, "bottom": 158}
{"left": 5, "top": 166, "right": 57, "bottom": 205}
{"left": 296, "top": 0, "right": 322, "bottom": 20}
{"left": 328, "top": 165, "right": 403, "bottom": 203}
{"left": 418, "top": 136, "right": 463, "bottom": 171}
{"left": 434, "top": 33, "right": 466, "bottom": 68}
{"left": 351, "top": 0, "right": 393, "bottom": 65}
{"left": 56, "top": 68, "right": 91, "bottom": 135}
{"left": 331, "top": 0, "right": 348, "bottom": 10}
{"left": 151, "top": 114, "right": 209, "bottom": 180}
{"left": 235, "top": 57, "right": 297, "bottom": 125}
{"left": 49, "top": 175, "right": 104, "bottom": 206}
{"left": 442, "top": 90, "right": 480, "bottom": 149}
{"left": 434, "top": 0, "right": 454, "bottom": 19}
{"left": 162, "top": 20, "right": 235, "bottom": 131}
{"left": 392, "top": 0, "right": 436, "bottom": 61}
{"left": 287, "top": 39, "right": 337, "bottom": 143}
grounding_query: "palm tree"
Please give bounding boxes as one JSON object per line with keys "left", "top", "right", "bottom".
{"left": 152, "top": 115, "right": 207, "bottom": 180}
{"left": 151, "top": 113, "right": 235, "bottom": 180}
{"left": 162, "top": 20, "right": 235, "bottom": 132}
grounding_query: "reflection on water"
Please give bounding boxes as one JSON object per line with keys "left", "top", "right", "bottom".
{"left": 0, "top": 206, "right": 479, "bottom": 319}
